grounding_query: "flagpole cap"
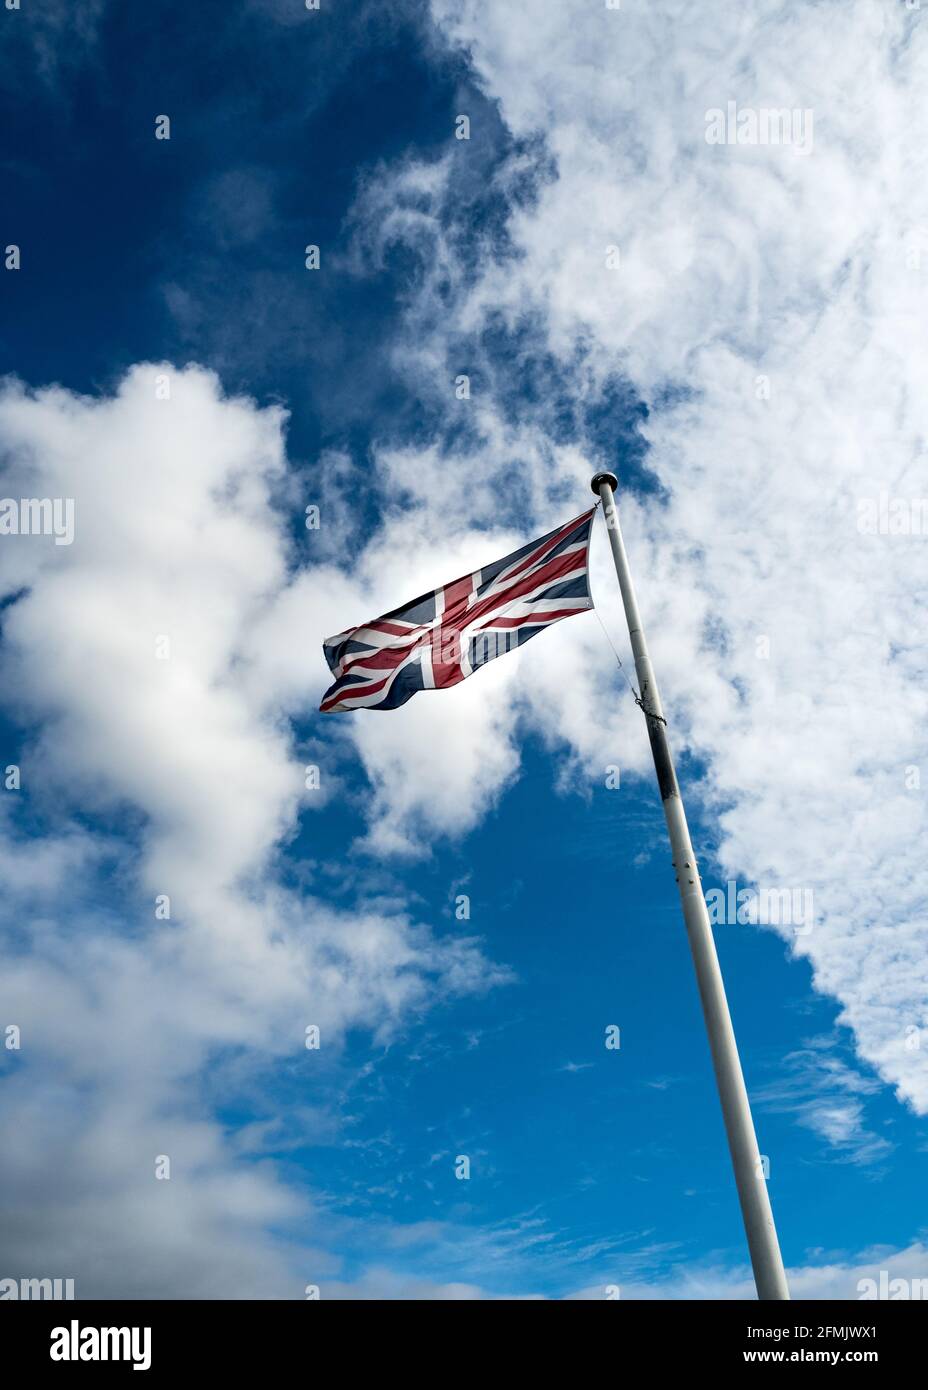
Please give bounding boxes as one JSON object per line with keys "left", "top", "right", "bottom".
{"left": 590, "top": 471, "right": 618, "bottom": 495}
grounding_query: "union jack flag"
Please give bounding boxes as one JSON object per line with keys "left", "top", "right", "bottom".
{"left": 320, "top": 506, "right": 597, "bottom": 712}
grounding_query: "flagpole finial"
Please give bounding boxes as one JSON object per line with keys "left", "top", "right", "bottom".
{"left": 590, "top": 471, "right": 618, "bottom": 495}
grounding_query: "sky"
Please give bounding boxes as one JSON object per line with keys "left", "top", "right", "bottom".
{"left": 0, "top": 0, "right": 926, "bottom": 1300}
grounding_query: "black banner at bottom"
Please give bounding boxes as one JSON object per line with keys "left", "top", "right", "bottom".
{"left": 1, "top": 1298, "right": 919, "bottom": 1375}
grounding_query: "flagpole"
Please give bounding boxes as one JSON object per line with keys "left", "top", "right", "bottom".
{"left": 591, "top": 471, "right": 790, "bottom": 1302}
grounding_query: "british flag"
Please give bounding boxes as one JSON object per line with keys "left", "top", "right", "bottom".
{"left": 320, "top": 506, "right": 597, "bottom": 712}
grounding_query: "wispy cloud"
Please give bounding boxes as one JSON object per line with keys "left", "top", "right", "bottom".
{"left": 755, "top": 1037, "right": 892, "bottom": 1166}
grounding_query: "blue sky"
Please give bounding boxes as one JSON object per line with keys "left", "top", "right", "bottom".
{"left": 1, "top": 0, "right": 926, "bottom": 1299}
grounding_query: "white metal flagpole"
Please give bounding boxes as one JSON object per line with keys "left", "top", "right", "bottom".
{"left": 591, "top": 471, "right": 790, "bottom": 1302}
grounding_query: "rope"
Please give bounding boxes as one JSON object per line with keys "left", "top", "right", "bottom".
{"left": 590, "top": 491, "right": 669, "bottom": 727}
{"left": 634, "top": 692, "right": 667, "bottom": 726}
{"left": 591, "top": 606, "right": 667, "bottom": 726}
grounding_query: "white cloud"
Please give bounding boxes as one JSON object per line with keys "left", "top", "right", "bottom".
{"left": 319, "top": 0, "right": 928, "bottom": 1117}
{"left": 567, "top": 1239, "right": 928, "bottom": 1301}
{"left": 0, "top": 364, "right": 508, "bottom": 1293}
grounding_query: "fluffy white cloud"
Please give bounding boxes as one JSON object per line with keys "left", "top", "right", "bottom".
{"left": 0, "top": 365, "right": 507, "bottom": 1294}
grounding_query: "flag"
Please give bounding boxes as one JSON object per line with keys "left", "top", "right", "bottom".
{"left": 320, "top": 506, "right": 596, "bottom": 712}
